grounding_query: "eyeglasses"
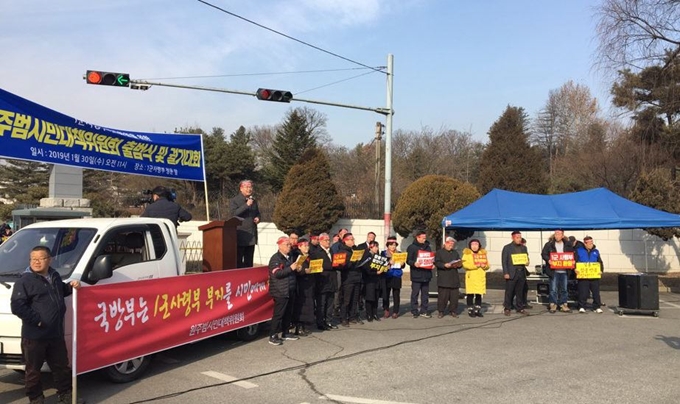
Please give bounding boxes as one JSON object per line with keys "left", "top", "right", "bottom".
{"left": 30, "top": 257, "right": 50, "bottom": 262}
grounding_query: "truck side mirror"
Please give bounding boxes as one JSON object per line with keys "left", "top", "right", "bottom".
{"left": 88, "top": 255, "right": 114, "bottom": 283}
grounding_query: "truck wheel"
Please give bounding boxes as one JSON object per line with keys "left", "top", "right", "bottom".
{"left": 236, "top": 324, "right": 260, "bottom": 342}
{"left": 102, "top": 356, "right": 152, "bottom": 383}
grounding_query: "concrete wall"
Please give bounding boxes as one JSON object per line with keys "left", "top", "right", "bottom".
{"left": 177, "top": 220, "right": 680, "bottom": 274}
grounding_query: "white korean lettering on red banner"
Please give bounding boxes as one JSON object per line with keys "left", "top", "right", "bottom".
{"left": 76, "top": 266, "right": 272, "bottom": 375}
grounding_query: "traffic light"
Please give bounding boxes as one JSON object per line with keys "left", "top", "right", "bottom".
{"left": 85, "top": 70, "right": 130, "bottom": 87}
{"left": 255, "top": 88, "right": 293, "bottom": 103}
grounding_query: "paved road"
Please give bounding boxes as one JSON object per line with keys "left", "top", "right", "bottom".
{"left": 2, "top": 289, "right": 680, "bottom": 404}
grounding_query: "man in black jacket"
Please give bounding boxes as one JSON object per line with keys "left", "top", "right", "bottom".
{"left": 406, "top": 230, "right": 434, "bottom": 318}
{"left": 502, "top": 231, "right": 529, "bottom": 316}
{"left": 230, "top": 180, "right": 261, "bottom": 268}
{"left": 311, "top": 233, "right": 338, "bottom": 330}
{"left": 268, "top": 236, "right": 301, "bottom": 346}
{"left": 10, "top": 246, "right": 81, "bottom": 404}
{"left": 140, "top": 185, "right": 192, "bottom": 227}
{"left": 434, "top": 237, "right": 462, "bottom": 318}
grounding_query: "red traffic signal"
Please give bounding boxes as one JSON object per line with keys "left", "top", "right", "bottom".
{"left": 256, "top": 88, "right": 293, "bottom": 103}
{"left": 85, "top": 70, "right": 130, "bottom": 87}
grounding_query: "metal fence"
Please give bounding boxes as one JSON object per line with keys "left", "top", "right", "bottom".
{"left": 179, "top": 239, "right": 203, "bottom": 273}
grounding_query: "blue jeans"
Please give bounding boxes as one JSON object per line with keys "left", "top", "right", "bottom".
{"left": 550, "top": 272, "right": 568, "bottom": 305}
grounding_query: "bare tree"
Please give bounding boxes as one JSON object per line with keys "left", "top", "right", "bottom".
{"left": 596, "top": 0, "right": 680, "bottom": 72}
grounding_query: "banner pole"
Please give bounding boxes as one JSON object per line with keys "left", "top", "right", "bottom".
{"left": 72, "top": 287, "right": 78, "bottom": 404}
{"left": 199, "top": 134, "right": 210, "bottom": 221}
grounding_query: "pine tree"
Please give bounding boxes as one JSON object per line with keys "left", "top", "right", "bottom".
{"left": 0, "top": 159, "right": 50, "bottom": 204}
{"left": 225, "top": 126, "right": 257, "bottom": 184}
{"left": 272, "top": 148, "right": 344, "bottom": 235}
{"left": 265, "top": 109, "right": 317, "bottom": 192}
{"left": 477, "top": 106, "right": 547, "bottom": 195}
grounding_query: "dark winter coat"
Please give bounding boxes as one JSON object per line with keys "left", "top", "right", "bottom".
{"left": 540, "top": 238, "right": 574, "bottom": 276}
{"left": 229, "top": 193, "right": 260, "bottom": 247}
{"left": 310, "top": 246, "right": 337, "bottom": 294}
{"left": 338, "top": 244, "right": 363, "bottom": 284}
{"left": 406, "top": 240, "right": 433, "bottom": 283}
{"left": 268, "top": 252, "right": 297, "bottom": 298}
{"left": 434, "top": 248, "right": 462, "bottom": 288}
{"left": 140, "top": 198, "right": 192, "bottom": 227}
{"left": 501, "top": 242, "right": 528, "bottom": 279}
{"left": 382, "top": 249, "right": 404, "bottom": 289}
{"left": 10, "top": 267, "right": 73, "bottom": 339}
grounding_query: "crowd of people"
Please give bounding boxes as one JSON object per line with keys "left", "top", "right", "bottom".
{"left": 266, "top": 228, "right": 606, "bottom": 345}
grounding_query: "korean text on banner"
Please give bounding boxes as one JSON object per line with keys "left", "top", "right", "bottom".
{"left": 309, "top": 259, "right": 323, "bottom": 273}
{"left": 0, "top": 88, "right": 204, "bottom": 181}
{"left": 511, "top": 253, "right": 529, "bottom": 266}
{"left": 415, "top": 250, "right": 435, "bottom": 270}
{"left": 391, "top": 252, "right": 407, "bottom": 265}
{"left": 473, "top": 253, "right": 488, "bottom": 267}
{"left": 332, "top": 253, "right": 347, "bottom": 267}
{"left": 575, "top": 262, "right": 602, "bottom": 279}
{"left": 75, "top": 267, "right": 272, "bottom": 374}
{"left": 350, "top": 250, "right": 364, "bottom": 262}
{"left": 549, "top": 252, "right": 575, "bottom": 269}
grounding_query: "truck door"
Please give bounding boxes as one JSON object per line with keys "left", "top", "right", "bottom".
{"left": 85, "top": 225, "right": 162, "bottom": 284}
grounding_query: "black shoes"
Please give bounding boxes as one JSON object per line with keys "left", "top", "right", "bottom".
{"left": 269, "top": 335, "right": 283, "bottom": 346}
{"left": 281, "top": 334, "right": 300, "bottom": 341}
{"left": 326, "top": 322, "right": 338, "bottom": 329}
{"left": 373, "top": 315, "right": 381, "bottom": 322}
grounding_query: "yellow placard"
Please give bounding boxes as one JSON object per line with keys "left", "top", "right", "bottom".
{"left": 473, "top": 253, "right": 488, "bottom": 267}
{"left": 391, "top": 252, "right": 407, "bottom": 265}
{"left": 511, "top": 253, "right": 529, "bottom": 266}
{"left": 309, "top": 259, "right": 324, "bottom": 273}
{"left": 350, "top": 250, "right": 364, "bottom": 262}
{"left": 575, "top": 262, "right": 601, "bottom": 279}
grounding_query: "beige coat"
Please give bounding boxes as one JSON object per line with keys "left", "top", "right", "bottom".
{"left": 462, "top": 248, "right": 490, "bottom": 295}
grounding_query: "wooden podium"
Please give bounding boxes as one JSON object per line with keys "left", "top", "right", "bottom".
{"left": 198, "top": 217, "right": 242, "bottom": 272}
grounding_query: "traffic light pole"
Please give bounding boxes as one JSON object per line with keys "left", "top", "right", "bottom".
{"left": 127, "top": 54, "right": 395, "bottom": 237}
{"left": 383, "top": 54, "right": 394, "bottom": 241}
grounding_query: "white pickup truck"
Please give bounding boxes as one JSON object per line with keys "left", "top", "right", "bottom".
{"left": 0, "top": 217, "right": 262, "bottom": 382}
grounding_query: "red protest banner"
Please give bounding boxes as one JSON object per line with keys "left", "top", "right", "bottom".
{"left": 415, "top": 250, "right": 435, "bottom": 270}
{"left": 549, "top": 252, "right": 575, "bottom": 269}
{"left": 332, "top": 252, "right": 348, "bottom": 267}
{"left": 75, "top": 266, "right": 272, "bottom": 374}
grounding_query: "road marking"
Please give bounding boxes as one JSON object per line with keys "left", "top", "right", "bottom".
{"left": 319, "top": 394, "right": 419, "bottom": 404}
{"left": 201, "top": 371, "right": 258, "bottom": 389}
{"left": 659, "top": 300, "right": 680, "bottom": 308}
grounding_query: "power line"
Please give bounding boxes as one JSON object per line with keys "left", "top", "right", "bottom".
{"left": 140, "top": 67, "right": 384, "bottom": 81}
{"left": 197, "top": 0, "right": 385, "bottom": 74}
{"left": 295, "top": 70, "right": 380, "bottom": 95}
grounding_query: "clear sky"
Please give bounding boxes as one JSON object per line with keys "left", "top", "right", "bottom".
{"left": 1, "top": 0, "right": 610, "bottom": 148}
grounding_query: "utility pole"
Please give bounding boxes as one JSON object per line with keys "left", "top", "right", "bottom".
{"left": 374, "top": 121, "right": 383, "bottom": 218}
{"left": 383, "top": 54, "right": 394, "bottom": 240}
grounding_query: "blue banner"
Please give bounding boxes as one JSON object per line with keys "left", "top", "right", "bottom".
{"left": 0, "top": 88, "right": 204, "bottom": 181}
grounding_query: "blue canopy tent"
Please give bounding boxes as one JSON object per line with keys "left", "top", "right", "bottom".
{"left": 442, "top": 188, "right": 680, "bottom": 231}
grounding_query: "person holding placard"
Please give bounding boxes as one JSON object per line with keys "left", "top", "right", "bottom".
{"left": 575, "top": 236, "right": 604, "bottom": 313}
{"left": 434, "top": 237, "right": 463, "bottom": 318}
{"left": 268, "top": 236, "right": 302, "bottom": 346}
{"left": 502, "top": 231, "right": 530, "bottom": 316}
{"left": 292, "top": 238, "right": 315, "bottom": 336}
{"left": 541, "top": 229, "right": 575, "bottom": 313}
{"left": 382, "top": 236, "right": 404, "bottom": 319}
{"left": 338, "top": 233, "right": 363, "bottom": 326}
{"left": 311, "top": 233, "right": 338, "bottom": 331}
{"left": 361, "top": 241, "right": 387, "bottom": 322}
{"left": 407, "top": 230, "right": 435, "bottom": 318}
{"left": 462, "top": 239, "right": 490, "bottom": 318}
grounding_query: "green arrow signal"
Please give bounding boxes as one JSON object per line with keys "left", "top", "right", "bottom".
{"left": 117, "top": 75, "right": 129, "bottom": 86}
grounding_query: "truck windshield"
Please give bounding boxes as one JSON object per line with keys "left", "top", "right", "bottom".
{"left": 0, "top": 227, "right": 97, "bottom": 278}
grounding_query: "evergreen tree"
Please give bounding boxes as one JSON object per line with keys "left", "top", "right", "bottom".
{"left": 225, "top": 126, "right": 257, "bottom": 184}
{"left": 265, "top": 109, "right": 317, "bottom": 192}
{"left": 272, "top": 148, "right": 344, "bottom": 235}
{"left": 0, "top": 159, "right": 50, "bottom": 204}
{"left": 392, "top": 175, "right": 479, "bottom": 246}
{"left": 477, "top": 106, "right": 547, "bottom": 195}
{"left": 629, "top": 168, "right": 680, "bottom": 240}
